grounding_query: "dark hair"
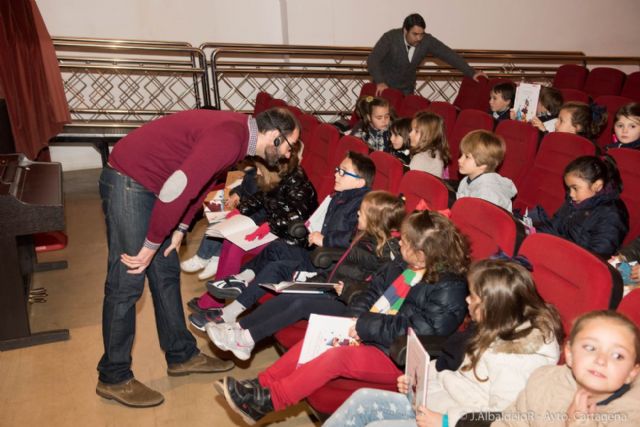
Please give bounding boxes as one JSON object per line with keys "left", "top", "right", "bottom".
{"left": 564, "top": 155, "right": 622, "bottom": 194}
{"left": 255, "top": 107, "right": 300, "bottom": 138}
{"left": 411, "top": 111, "right": 450, "bottom": 165}
{"left": 390, "top": 118, "right": 412, "bottom": 149}
{"left": 462, "top": 259, "right": 563, "bottom": 381}
{"left": 614, "top": 102, "right": 640, "bottom": 126}
{"left": 359, "top": 191, "right": 406, "bottom": 256}
{"left": 459, "top": 130, "right": 505, "bottom": 172}
{"left": 491, "top": 82, "right": 516, "bottom": 107}
{"left": 569, "top": 310, "right": 640, "bottom": 364}
{"left": 347, "top": 151, "right": 376, "bottom": 187}
{"left": 355, "top": 96, "right": 393, "bottom": 130}
{"left": 401, "top": 211, "right": 470, "bottom": 283}
{"left": 560, "top": 102, "right": 608, "bottom": 140}
{"left": 403, "top": 13, "right": 426, "bottom": 31}
{"left": 538, "top": 87, "right": 563, "bottom": 116}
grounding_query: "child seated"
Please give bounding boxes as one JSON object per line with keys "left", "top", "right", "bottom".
{"left": 456, "top": 130, "right": 517, "bottom": 212}
{"left": 490, "top": 82, "right": 516, "bottom": 123}
{"left": 202, "top": 151, "right": 374, "bottom": 322}
{"left": 199, "top": 191, "right": 405, "bottom": 360}
{"left": 349, "top": 96, "right": 393, "bottom": 152}
{"left": 323, "top": 258, "right": 563, "bottom": 427}
{"left": 611, "top": 235, "right": 640, "bottom": 286}
{"left": 494, "top": 310, "right": 640, "bottom": 427}
{"left": 389, "top": 117, "right": 412, "bottom": 166}
{"left": 530, "top": 155, "right": 629, "bottom": 259}
{"left": 529, "top": 86, "right": 564, "bottom": 133}
{"left": 606, "top": 103, "right": 640, "bottom": 151}
{"left": 216, "top": 210, "right": 471, "bottom": 424}
{"left": 556, "top": 101, "right": 607, "bottom": 143}
{"left": 408, "top": 111, "right": 450, "bottom": 177}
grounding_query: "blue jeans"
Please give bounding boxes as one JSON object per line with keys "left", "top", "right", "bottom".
{"left": 97, "top": 167, "right": 198, "bottom": 384}
{"left": 196, "top": 236, "right": 223, "bottom": 259}
{"left": 323, "top": 388, "right": 416, "bottom": 427}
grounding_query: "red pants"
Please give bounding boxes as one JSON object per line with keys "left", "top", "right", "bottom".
{"left": 258, "top": 340, "right": 402, "bottom": 410}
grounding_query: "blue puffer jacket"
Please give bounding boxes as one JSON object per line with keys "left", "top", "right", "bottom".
{"left": 348, "top": 259, "right": 468, "bottom": 355}
{"left": 321, "top": 187, "right": 369, "bottom": 248}
{"left": 534, "top": 188, "right": 629, "bottom": 259}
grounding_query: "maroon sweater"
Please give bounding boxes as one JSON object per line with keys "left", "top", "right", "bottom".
{"left": 109, "top": 110, "right": 255, "bottom": 248}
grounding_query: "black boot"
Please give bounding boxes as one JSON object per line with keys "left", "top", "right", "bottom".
{"left": 223, "top": 376, "right": 274, "bottom": 424}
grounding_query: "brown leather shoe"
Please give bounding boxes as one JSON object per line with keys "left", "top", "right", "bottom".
{"left": 167, "top": 352, "right": 234, "bottom": 376}
{"left": 96, "top": 378, "right": 164, "bottom": 408}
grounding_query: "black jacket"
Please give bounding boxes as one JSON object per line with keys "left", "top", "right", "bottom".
{"left": 605, "top": 138, "right": 640, "bottom": 151}
{"left": 321, "top": 187, "right": 369, "bottom": 248}
{"left": 348, "top": 259, "right": 468, "bottom": 355}
{"left": 238, "top": 167, "right": 318, "bottom": 245}
{"left": 534, "top": 188, "right": 629, "bottom": 259}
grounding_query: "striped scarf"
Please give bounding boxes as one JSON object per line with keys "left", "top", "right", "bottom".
{"left": 370, "top": 268, "right": 425, "bottom": 315}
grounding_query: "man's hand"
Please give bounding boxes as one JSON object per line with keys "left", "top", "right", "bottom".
{"left": 375, "top": 83, "right": 389, "bottom": 96}
{"left": 121, "top": 246, "right": 157, "bottom": 274}
{"left": 472, "top": 71, "right": 488, "bottom": 82}
{"left": 163, "top": 230, "right": 184, "bottom": 257}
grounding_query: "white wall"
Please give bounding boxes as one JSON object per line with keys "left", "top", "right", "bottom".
{"left": 36, "top": 0, "right": 640, "bottom": 170}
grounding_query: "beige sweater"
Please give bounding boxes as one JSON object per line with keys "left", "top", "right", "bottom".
{"left": 492, "top": 365, "right": 640, "bottom": 427}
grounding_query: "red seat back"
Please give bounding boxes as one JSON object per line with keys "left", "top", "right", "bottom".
{"left": 348, "top": 82, "right": 377, "bottom": 127}
{"left": 253, "top": 91, "right": 273, "bottom": 115}
{"left": 495, "top": 120, "right": 540, "bottom": 187}
{"left": 559, "top": 88, "right": 590, "bottom": 104}
{"left": 370, "top": 151, "right": 404, "bottom": 194}
{"left": 593, "top": 95, "right": 633, "bottom": 149}
{"left": 397, "top": 94, "right": 430, "bottom": 118}
{"left": 618, "top": 289, "right": 640, "bottom": 329}
{"left": 518, "top": 233, "right": 620, "bottom": 335}
{"left": 513, "top": 132, "right": 596, "bottom": 214}
{"left": 317, "top": 135, "right": 370, "bottom": 201}
{"left": 300, "top": 124, "right": 340, "bottom": 203}
{"left": 450, "top": 198, "right": 521, "bottom": 259}
{"left": 453, "top": 76, "right": 491, "bottom": 111}
{"left": 425, "top": 101, "right": 458, "bottom": 142}
{"left": 398, "top": 170, "right": 450, "bottom": 212}
{"left": 380, "top": 88, "right": 404, "bottom": 114}
{"left": 448, "top": 109, "right": 494, "bottom": 180}
{"left": 608, "top": 148, "right": 640, "bottom": 245}
{"left": 553, "top": 64, "right": 589, "bottom": 90}
{"left": 583, "top": 67, "right": 626, "bottom": 98}
{"left": 621, "top": 71, "right": 640, "bottom": 103}
{"left": 268, "top": 98, "right": 288, "bottom": 108}
{"left": 298, "top": 113, "right": 321, "bottom": 143}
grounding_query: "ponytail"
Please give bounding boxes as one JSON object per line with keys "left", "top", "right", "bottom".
{"left": 564, "top": 155, "right": 622, "bottom": 194}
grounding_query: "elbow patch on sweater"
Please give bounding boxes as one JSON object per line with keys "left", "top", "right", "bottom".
{"left": 159, "top": 170, "right": 187, "bottom": 203}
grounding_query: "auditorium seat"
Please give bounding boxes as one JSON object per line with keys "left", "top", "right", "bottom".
{"left": 397, "top": 94, "right": 430, "bottom": 118}
{"left": 425, "top": 101, "right": 458, "bottom": 142}
{"left": 253, "top": 91, "right": 273, "bottom": 115}
{"left": 380, "top": 88, "right": 404, "bottom": 114}
{"left": 398, "top": 170, "right": 450, "bottom": 212}
{"left": 618, "top": 289, "right": 640, "bottom": 328}
{"left": 608, "top": 148, "right": 640, "bottom": 245}
{"left": 300, "top": 124, "right": 340, "bottom": 203}
{"left": 450, "top": 198, "right": 523, "bottom": 259}
{"left": 370, "top": 151, "right": 404, "bottom": 194}
{"left": 453, "top": 76, "right": 491, "bottom": 112}
{"left": 583, "top": 67, "right": 626, "bottom": 98}
{"left": 495, "top": 119, "right": 539, "bottom": 187}
{"left": 593, "top": 95, "right": 633, "bottom": 149}
{"left": 553, "top": 64, "right": 589, "bottom": 90}
{"left": 518, "top": 233, "right": 623, "bottom": 335}
{"left": 447, "top": 109, "right": 494, "bottom": 180}
{"left": 621, "top": 71, "right": 640, "bottom": 103}
{"left": 559, "top": 88, "right": 590, "bottom": 104}
{"left": 513, "top": 132, "right": 596, "bottom": 214}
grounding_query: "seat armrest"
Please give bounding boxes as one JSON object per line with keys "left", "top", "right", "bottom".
{"left": 310, "top": 247, "right": 345, "bottom": 269}
{"left": 288, "top": 221, "right": 308, "bottom": 240}
{"left": 389, "top": 335, "right": 448, "bottom": 366}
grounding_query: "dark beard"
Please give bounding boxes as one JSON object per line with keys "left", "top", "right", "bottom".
{"left": 264, "top": 145, "right": 280, "bottom": 166}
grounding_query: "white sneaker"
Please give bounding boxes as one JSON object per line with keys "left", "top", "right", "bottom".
{"left": 205, "top": 323, "right": 253, "bottom": 361}
{"left": 181, "top": 255, "right": 209, "bottom": 273}
{"left": 198, "top": 256, "right": 219, "bottom": 280}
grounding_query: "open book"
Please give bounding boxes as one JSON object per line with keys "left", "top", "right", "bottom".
{"left": 297, "top": 314, "right": 358, "bottom": 366}
{"left": 405, "top": 328, "right": 430, "bottom": 409}
{"left": 305, "top": 195, "right": 332, "bottom": 233}
{"left": 513, "top": 83, "right": 541, "bottom": 123}
{"left": 260, "top": 281, "right": 338, "bottom": 294}
{"left": 205, "top": 214, "right": 277, "bottom": 251}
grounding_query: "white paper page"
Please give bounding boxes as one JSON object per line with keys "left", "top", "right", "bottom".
{"left": 297, "top": 314, "right": 357, "bottom": 366}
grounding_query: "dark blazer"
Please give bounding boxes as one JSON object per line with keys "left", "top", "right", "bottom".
{"left": 367, "top": 28, "right": 475, "bottom": 94}
{"left": 348, "top": 259, "right": 468, "bottom": 355}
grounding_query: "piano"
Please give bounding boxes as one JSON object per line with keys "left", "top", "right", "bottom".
{"left": 0, "top": 153, "right": 68, "bottom": 350}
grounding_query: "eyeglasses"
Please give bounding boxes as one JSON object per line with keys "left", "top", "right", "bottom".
{"left": 335, "top": 167, "right": 362, "bottom": 179}
{"left": 276, "top": 127, "right": 295, "bottom": 152}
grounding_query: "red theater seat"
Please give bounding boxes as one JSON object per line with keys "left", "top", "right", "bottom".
{"left": 583, "top": 67, "right": 626, "bottom": 98}
{"left": 425, "top": 101, "right": 458, "bottom": 142}
{"left": 398, "top": 170, "right": 450, "bottom": 212}
{"left": 447, "top": 109, "right": 494, "bottom": 180}
{"left": 608, "top": 148, "right": 640, "bottom": 245}
{"left": 621, "top": 71, "right": 640, "bottom": 103}
{"left": 553, "top": 64, "right": 588, "bottom": 90}
{"left": 495, "top": 119, "right": 539, "bottom": 187}
{"left": 370, "top": 151, "right": 404, "bottom": 194}
{"left": 397, "top": 94, "right": 430, "bottom": 118}
{"left": 618, "top": 289, "right": 640, "bottom": 328}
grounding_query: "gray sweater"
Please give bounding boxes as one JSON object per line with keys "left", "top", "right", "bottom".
{"left": 456, "top": 172, "right": 517, "bottom": 212}
{"left": 367, "top": 28, "right": 476, "bottom": 94}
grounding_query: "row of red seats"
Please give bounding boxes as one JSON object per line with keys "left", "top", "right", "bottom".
{"left": 553, "top": 64, "right": 640, "bottom": 102}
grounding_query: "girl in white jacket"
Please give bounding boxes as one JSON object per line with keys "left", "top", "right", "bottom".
{"left": 323, "top": 258, "right": 563, "bottom": 427}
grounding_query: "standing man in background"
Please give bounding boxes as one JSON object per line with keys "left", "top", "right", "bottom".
{"left": 368, "top": 13, "right": 486, "bottom": 95}
{"left": 96, "top": 107, "right": 300, "bottom": 408}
